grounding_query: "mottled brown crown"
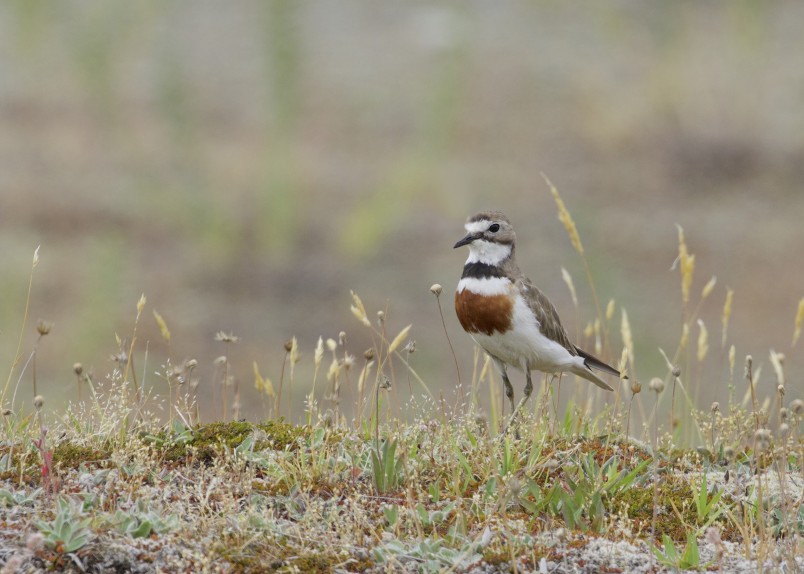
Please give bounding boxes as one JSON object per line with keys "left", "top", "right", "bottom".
{"left": 467, "top": 211, "right": 511, "bottom": 224}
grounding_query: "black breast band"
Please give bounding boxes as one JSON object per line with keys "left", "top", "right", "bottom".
{"left": 461, "top": 262, "right": 506, "bottom": 279}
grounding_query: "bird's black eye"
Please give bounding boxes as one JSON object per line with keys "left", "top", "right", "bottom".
{"left": 488, "top": 223, "right": 500, "bottom": 233}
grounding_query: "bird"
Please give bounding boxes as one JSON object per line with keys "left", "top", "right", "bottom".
{"left": 454, "top": 210, "right": 617, "bottom": 428}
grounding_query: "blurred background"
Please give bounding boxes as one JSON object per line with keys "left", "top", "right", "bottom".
{"left": 2, "top": 1, "right": 803, "bottom": 424}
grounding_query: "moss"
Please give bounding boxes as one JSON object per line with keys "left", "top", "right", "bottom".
{"left": 275, "top": 553, "right": 339, "bottom": 573}
{"left": 0, "top": 470, "right": 37, "bottom": 486}
{"left": 612, "top": 473, "right": 737, "bottom": 542}
{"left": 512, "top": 436, "right": 740, "bottom": 543}
{"left": 482, "top": 547, "right": 512, "bottom": 566}
{"left": 2, "top": 440, "right": 115, "bottom": 485}
{"left": 256, "top": 419, "right": 313, "bottom": 451}
{"left": 52, "top": 442, "right": 113, "bottom": 470}
{"left": 0, "top": 445, "right": 35, "bottom": 483}
{"left": 160, "top": 420, "right": 252, "bottom": 464}
{"left": 156, "top": 419, "right": 311, "bottom": 464}
{"left": 543, "top": 436, "right": 651, "bottom": 464}
{"left": 483, "top": 543, "right": 548, "bottom": 570}
{"left": 215, "top": 534, "right": 371, "bottom": 573}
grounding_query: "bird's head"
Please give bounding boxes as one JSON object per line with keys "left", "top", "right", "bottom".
{"left": 454, "top": 211, "right": 516, "bottom": 265}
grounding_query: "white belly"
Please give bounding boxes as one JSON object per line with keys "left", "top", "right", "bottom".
{"left": 471, "top": 294, "right": 578, "bottom": 373}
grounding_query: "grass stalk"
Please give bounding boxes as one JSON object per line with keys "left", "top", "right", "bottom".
{"left": 1, "top": 246, "right": 39, "bottom": 407}
{"left": 431, "top": 284, "right": 462, "bottom": 406}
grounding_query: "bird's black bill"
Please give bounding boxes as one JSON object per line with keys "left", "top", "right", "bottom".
{"left": 453, "top": 233, "right": 476, "bottom": 248}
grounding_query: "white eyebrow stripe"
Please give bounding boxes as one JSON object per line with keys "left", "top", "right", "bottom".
{"left": 464, "top": 220, "right": 490, "bottom": 233}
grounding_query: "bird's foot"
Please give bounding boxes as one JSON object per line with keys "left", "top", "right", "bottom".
{"left": 500, "top": 414, "right": 522, "bottom": 440}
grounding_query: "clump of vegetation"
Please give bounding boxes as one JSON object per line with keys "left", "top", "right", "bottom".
{"left": 0, "top": 190, "right": 802, "bottom": 572}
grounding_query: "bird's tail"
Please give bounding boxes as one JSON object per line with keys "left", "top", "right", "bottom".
{"left": 576, "top": 347, "right": 619, "bottom": 376}
{"left": 571, "top": 347, "right": 618, "bottom": 391}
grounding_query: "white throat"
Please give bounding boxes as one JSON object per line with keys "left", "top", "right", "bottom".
{"left": 465, "top": 240, "right": 511, "bottom": 266}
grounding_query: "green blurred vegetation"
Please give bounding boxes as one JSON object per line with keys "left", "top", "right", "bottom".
{"left": 1, "top": 1, "right": 803, "bottom": 421}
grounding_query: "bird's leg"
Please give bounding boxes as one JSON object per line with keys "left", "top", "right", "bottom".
{"left": 496, "top": 363, "right": 520, "bottom": 439}
{"left": 501, "top": 368, "right": 515, "bottom": 416}
{"left": 512, "top": 368, "right": 533, "bottom": 421}
{"left": 504, "top": 369, "right": 533, "bottom": 439}
{"left": 548, "top": 373, "right": 560, "bottom": 434}
{"left": 540, "top": 373, "right": 558, "bottom": 423}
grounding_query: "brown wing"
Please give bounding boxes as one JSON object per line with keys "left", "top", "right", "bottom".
{"left": 517, "top": 277, "right": 577, "bottom": 355}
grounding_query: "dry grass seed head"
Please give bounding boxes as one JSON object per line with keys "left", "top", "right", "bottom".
{"left": 675, "top": 224, "right": 695, "bottom": 306}
{"left": 545, "top": 175, "right": 584, "bottom": 256}
{"left": 214, "top": 331, "right": 240, "bottom": 343}
{"left": 561, "top": 268, "right": 578, "bottom": 307}
{"left": 349, "top": 290, "right": 371, "bottom": 327}
{"left": 620, "top": 309, "right": 634, "bottom": 371}
{"left": 701, "top": 276, "right": 717, "bottom": 299}
{"left": 314, "top": 336, "right": 324, "bottom": 368}
{"left": 606, "top": 298, "right": 615, "bottom": 321}
{"left": 792, "top": 297, "right": 804, "bottom": 346}
{"left": 721, "top": 288, "right": 734, "bottom": 347}
{"left": 696, "top": 319, "right": 709, "bottom": 362}
{"left": 649, "top": 378, "right": 665, "bottom": 394}
{"left": 36, "top": 319, "right": 52, "bottom": 336}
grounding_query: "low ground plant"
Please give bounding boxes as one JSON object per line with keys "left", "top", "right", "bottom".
{"left": 0, "top": 191, "right": 802, "bottom": 572}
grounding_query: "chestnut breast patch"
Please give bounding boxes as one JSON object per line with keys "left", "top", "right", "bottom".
{"left": 455, "top": 289, "right": 514, "bottom": 336}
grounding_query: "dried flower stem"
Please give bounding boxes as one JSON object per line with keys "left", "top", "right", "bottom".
{"left": 746, "top": 356, "right": 759, "bottom": 431}
{"left": 650, "top": 380, "right": 663, "bottom": 559}
{"left": 123, "top": 295, "right": 146, "bottom": 406}
{"left": 432, "top": 287, "right": 462, "bottom": 406}
{"left": 277, "top": 350, "right": 288, "bottom": 420}
{"left": 2, "top": 246, "right": 39, "bottom": 406}
{"left": 32, "top": 334, "right": 42, "bottom": 399}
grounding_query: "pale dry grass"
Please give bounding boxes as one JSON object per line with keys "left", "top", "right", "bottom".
{"left": 1, "top": 191, "right": 802, "bottom": 572}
